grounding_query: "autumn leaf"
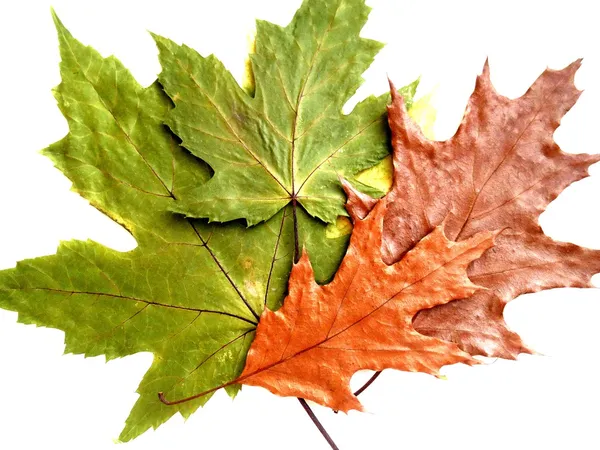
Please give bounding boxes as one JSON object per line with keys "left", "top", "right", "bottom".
{"left": 193, "top": 187, "right": 496, "bottom": 412}
{"left": 154, "top": 0, "right": 417, "bottom": 228}
{"left": 375, "top": 61, "right": 600, "bottom": 358}
{"left": 0, "top": 2, "right": 424, "bottom": 442}
{"left": 0, "top": 13, "right": 269, "bottom": 441}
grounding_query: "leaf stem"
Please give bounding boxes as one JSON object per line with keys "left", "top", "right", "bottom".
{"left": 353, "top": 371, "right": 382, "bottom": 397}
{"left": 292, "top": 197, "right": 300, "bottom": 264}
{"left": 298, "top": 398, "right": 340, "bottom": 450}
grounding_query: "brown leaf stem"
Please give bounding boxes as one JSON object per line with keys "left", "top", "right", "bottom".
{"left": 298, "top": 398, "right": 340, "bottom": 450}
{"left": 353, "top": 371, "right": 382, "bottom": 397}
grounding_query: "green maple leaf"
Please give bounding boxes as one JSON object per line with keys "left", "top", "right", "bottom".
{"left": 154, "top": 0, "right": 417, "bottom": 227}
{"left": 0, "top": 1, "right": 429, "bottom": 442}
{"left": 1, "top": 14, "right": 269, "bottom": 441}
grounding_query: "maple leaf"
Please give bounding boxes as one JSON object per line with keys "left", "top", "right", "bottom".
{"left": 0, "top": 14, "right": 269, "bottom": 441}
{"left": 187, "top": 189, "right": 496, "bottom": 412}
{"left": 351, "top": 61, "right": 600, "bottom": 359}
{"left": 0, "top": 3, "right": 423, "bottom": 442}
{"left": 154, "top": 0, "right": 414, "bottom": 229}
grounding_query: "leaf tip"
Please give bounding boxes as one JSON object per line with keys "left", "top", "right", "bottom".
{"left": 571, "top": 57, "right": 584, "bottom": 70}
{"left": 297, "top": 247, "right": 311, "bottom": 265}
{"left": 50, "top": 7, "right": 67, "bottom": 35}
{"left": 482, "top": 56, "right": 491, "bottom": 75}
{"left": 340, "top": 178, "right": 377, "bottom": 221}
{"left": 566, "top": 57, "right": 584, "bottom": 88}
{"left": 387, "top": 77, "right": 399, "bottom": 101}
{"left": 150, "top": 32, "right": 174, "bottom": 56}
{"left": 473, "top": 57, "right": 494, "bottom": 94}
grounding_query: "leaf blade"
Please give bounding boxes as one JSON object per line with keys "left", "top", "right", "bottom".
{"left": 237, "top": 189, "right": 495, "bottom": 411}
{"left": 383, "top": 61, "right": 600, "bottom": 358}
{"left": 1, "top": 15, "right": 284, "bottom": 441}
{"left": 156, "top": 0, "right": 408, "bottom": 226}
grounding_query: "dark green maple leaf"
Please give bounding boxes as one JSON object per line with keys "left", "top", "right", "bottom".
{"left": 155, "top": 0, "right": 417, "bottom": 227}
{"left": 0, "top": 0, "right": 425, "bottom": 442}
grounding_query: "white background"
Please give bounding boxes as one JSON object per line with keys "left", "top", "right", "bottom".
{"left": 1, "top": 1, "right": 599, "bottom": 449}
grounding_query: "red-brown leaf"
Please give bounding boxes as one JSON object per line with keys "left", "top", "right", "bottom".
{"left": 379, "top": 60, "right": 600, "bottom": 358}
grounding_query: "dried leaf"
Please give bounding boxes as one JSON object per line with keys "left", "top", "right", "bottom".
{"left": 380, "top": 61, "right": 600, "bottom": 358}
{"left": 236, "top": 190, "right": 496, "bottom": 411}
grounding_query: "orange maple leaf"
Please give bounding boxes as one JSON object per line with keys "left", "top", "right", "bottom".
{"left": 236, "top": 196, "right": 495, "bottom": 412}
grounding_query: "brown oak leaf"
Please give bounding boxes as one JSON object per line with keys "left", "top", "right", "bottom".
{"left": 348, "top": 59, "right": 600, "bottom": 359}
{"left": 236, "top": 194, "right": 496, "bottom": 412}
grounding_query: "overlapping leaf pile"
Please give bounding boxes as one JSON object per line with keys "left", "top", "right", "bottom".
{"left": 204, "top": 64, "right": 600, "bottom": 412}
{"left": 0, "top": 0, "right": 598, "bottom": 446}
